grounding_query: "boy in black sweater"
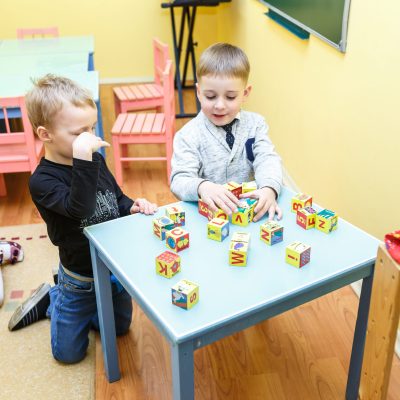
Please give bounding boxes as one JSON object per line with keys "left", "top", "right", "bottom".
{"left": 8, "top": 74, "right": 157, "bottom": 364}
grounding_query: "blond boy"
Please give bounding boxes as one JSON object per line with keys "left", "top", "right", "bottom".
{"left": 170, "top": 43, "right": 282, "bottom": 222}
{"left": 8, "top": 75, "right": 157, "bottom": 364}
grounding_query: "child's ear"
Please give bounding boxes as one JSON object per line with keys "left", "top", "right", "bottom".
{"left": 36, "top": 126, "right": 52, "bottom": 143}
{"left": 243, "top": 85, "right": 252, "bottom": 100}
{"left": 196, "top": 82, "right": 201, "bottom": 99}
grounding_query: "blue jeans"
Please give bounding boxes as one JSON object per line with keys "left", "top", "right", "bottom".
{"left": 47, "top": 266, "right": 132, "bottom": 364}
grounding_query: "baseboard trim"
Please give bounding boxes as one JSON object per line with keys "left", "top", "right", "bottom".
{"left": 100, "top": 76, "right": 153, "bottom": 85}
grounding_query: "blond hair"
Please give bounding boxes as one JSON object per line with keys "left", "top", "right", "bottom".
{"left": 197, "top": 43, "right": 250, "bottom": 82}
{"left": 25, "top": 74, "right": 96, "bottom": 133}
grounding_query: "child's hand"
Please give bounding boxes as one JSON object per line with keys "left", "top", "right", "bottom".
{"left": 73, "top": 132, "right": 110, "bottom": 161}
{"left": 240, "top": 187, "right": 282, "bottom": 222}
{"left": 130, "top": 198, "right": 158, "bottom": 215}
{"left": 198, "top": 181, "right": 241, "bottom": 215}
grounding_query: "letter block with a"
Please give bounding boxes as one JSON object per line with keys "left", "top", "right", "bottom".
{"left": 155, "top": 251, "right": 181, "bottom": 278}
{"left": 166, "top": 227, "right": 190, "bottom": 252}
{"left": 171, "top": 279, "right": 199, "bottom": 310}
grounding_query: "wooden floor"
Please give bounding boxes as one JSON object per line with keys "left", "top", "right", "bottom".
{"left": 1, "top": 85, "right": 399, "bottom": 399}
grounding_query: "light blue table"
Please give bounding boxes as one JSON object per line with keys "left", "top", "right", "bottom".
{"left": 84, "top": 187, "right": 379, "bottom": 399}
{"left": 0, "top": 71, "right": 104, "bottom": 156}
{"left": 0, "top": 35, "right": 95, "bottom": 70}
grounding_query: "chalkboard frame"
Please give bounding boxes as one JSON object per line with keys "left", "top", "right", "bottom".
{"left": 259, "top": 0, "right": 351, "bottom": 52}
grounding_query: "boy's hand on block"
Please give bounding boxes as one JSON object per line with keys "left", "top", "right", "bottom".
{"left": 198, "top": 181, "right": 241, "bottom": 215}
{"left": 240, "top": 187, "right": 282, "bottom": 222}
{"left": 73, "top": 132, "right": 110, "bottom": 161}
{"left": 130, "top": 198, "right": 158, "bottom": 215}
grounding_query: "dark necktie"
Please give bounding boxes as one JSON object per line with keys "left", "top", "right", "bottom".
{"left": 221, "top": 119, "right": 237, "bottom": 150}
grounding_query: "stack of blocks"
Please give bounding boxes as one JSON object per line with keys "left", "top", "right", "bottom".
{"left": 229, "top": 232, "right": 250, "bottom": 267}
{"left": 171, "top": 279, "right": 199, "bottom": 310}
{"left": 207, "top": 217, "right": 229, "bottom": 242}
{"left": 155, "top": 251, "right": 181, "bottom": 278}
{"left": 153, "top": 216, "right": 174, "bottom": 240}
{"left": 296, "top": 206, "right": 316, "bottom": 230}
{"left": 260, "top": 221, "right": 284, "bottom": 245}
{"left": 285, "top": 241, "right": 311, "bottom": 268}
{"left": 166, "top": 227, "right": 190, "bottom": 252}
{"left": 316, "top": 209, "right": 338, "bottom": 233}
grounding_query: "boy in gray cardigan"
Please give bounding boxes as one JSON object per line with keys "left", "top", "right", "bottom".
{"left": 170, "top": 43, "right": 283, "bottom": 222}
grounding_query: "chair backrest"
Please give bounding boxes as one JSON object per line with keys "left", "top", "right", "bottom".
{"left": 153, "top": 38, "right": 170, "bottom": 86}
{"left": 0, "top": 97, "right": 38, "bottom": 171}
{"left": 161, "top": 60, "right": 176, "bottom": 136}
{"left": 17, "top": 27, "right": 59, "bottom": 39}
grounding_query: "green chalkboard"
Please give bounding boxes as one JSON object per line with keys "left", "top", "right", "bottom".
{"left": 261, "top": 0, "right": 351, "bottom": 52}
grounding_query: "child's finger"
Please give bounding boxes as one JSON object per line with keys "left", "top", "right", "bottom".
{"left": 214, "top": 197, "right": 233, "bottom": 215}
{"left": 130, "top": 205, "right": 140, "bottom": 214}
{"left": 275, "top": 205, "right": 283, "bottom": 220}
{"left": 226, "top": 190, "right": 242, "bottom": 206}
{"left": 267, "top": 205, "right": 277, "bottom": 221}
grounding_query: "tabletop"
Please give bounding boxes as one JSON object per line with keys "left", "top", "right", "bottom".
{"left": 0, "top": 35, "right": 94, "bottom": 56}
{"left": 84, "top": 187, "right": 380, "bottom": 344}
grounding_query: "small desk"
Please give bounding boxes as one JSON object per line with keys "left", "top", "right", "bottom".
{"left": 0, "top": 35, "right": 95, "bottom": 70}
{"left": 84, "top": 188, "right": 379, "bottom": 399}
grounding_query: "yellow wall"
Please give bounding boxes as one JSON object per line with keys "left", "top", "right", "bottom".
{"left": 217, "top": 0, "right": 400, "bottom": 240}
{"left": 0, "top": 0, "right": 218, "bottom": 79}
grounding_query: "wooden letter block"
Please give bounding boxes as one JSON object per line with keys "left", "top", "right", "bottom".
{"left": 155, "top": 251, "right": 181, "bottom": 278}
{"left": 242, "top": 181, "right": 257, "bottom": 193}
{"left": 166, "top": 205, "right": 186, "bottom": 227}
{"left": 223, "top": 181, "right": 242, "bottom": 198}
{"left": 198, "top": 199, "right": 228, "bottom": 221}
{"left": 171, "top": 279, "right": 199, "bottom": 310}
{"left": 260, "top": 221, "right": 284, "bottom": 245}
{"left": 166, "top": 227, "right": 190, "bottom": 252}
{"left": 232, "top": 200, "right": 253, "bottom": 226}
{"left": 229, "top": 240, "right": 249, "bottom": 267}
{"left": 291, "top": 193, "right": 313, "bottom": 213}
{"left": 231, "top": 231, "right": 250, "bottom": 244}
{"left": 286, "top": 241, "right": 311, "bottom": 268}
{"left": 207, "top": 217, "right": 229, "bottom": 242}
{"left": 296, "top": 207, "right": 316, "bottom": 230}
{"left": 316, "top": 209, "right": 338, "bottom": 233}
{"left": 153, "top": 216, "right": 175, "bottom": 240}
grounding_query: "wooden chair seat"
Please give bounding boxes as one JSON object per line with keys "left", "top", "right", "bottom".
{"left": 113, "top": 84, "right": 163, "bottom": 102}
{"left": 112, "top": 113, "right": 166, "bottom": 136}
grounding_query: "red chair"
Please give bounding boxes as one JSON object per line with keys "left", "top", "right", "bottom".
{"left": 113, "top": 38, "right": 170, "bottom": 116}
{"left": 111, "top": 60, "right": 175, "bottom": 185}
{"left": 16, "top": 27, "right": 59, "bottom": 39}
{"left": 0, "top": 97, "right": 44, "bottom": 196}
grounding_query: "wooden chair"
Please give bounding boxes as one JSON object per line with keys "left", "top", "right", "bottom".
{"left": 113, "top": 38, "right": 170, "bottom": 116}
{"left": 0, "top": 97, "right": 44, "bottom": 196}
{"left": 111, "top": 60, "right": 175, "bottom": 185}
{"left": 17, "top": 27, "right": 59, "bottom": 39}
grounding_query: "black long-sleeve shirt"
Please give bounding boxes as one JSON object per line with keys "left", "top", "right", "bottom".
{"left": 29, "top": 153, "right": 134, "bottom": 276}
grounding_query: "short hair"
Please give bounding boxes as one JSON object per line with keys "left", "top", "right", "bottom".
{"left": 25, "top": 74, "right": 96, "bottom": 133}
{"left": 197, "top": 43, "right": 250, "bottom": 82}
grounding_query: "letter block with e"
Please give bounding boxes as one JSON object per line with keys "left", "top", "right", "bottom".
{"left": 166, "top": 227, "right": 190, "bottom": 252}
{"left": 291, "top": 193, "right": 313, "bottom": 213}
{"left": 207, "top": 217, "right": 229, "bottom": 242}
{"left": 229, "top": 241, "right": 249, "bottom": 267}
{"left": 260, "top": 221, "right": 284, "bottom": 245}
{"left": 171, "top": 279, "right": 199, "bottom": 310}
{"left": 155, "top": 251, "right": 181, "bottom": 278}
{"left": 296, "top": 207, "right": 316, "bottom": 230}
{"left": 316, "top": 209, "right": 338, "bottom": 234}
{"left": 166, "top": 205, "right": 186, "bottom": 227}
{"left": 285, "top": 241, "right": 311, "bottom": 268}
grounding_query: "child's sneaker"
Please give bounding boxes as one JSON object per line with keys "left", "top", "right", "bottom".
{"left": 8, "top": 282, "right": 51, "bottom": 331}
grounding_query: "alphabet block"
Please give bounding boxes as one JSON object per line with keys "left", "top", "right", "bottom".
{"left": 166, "top": 227, "right": 190, "bottom": 252}
{"left": 242, "top": 181, "right": 257, "bottom": 193}
{"left": 231, "top": 231, "right": 250, "bottom": 244}
{"left": 198, "top": 200, "right": 228, "bottom": 221}
{"left": 165, "top": 205, "right": 186, "bottom": 227}
{"left": 260, "top": 221, "right": 284, "bottom": 245}
{"left": 291, "top": 193, "right": 313, "bottom": 213}
{"left": 207, "top": 218, "right": 229, "bottom": 242}
{"left": 316, "top": 209, "right": 338, "bottom": 233}
{"left": 171, "top": 279, "right": 199, "bottom": 310}
{"left": 155, "top": 251, "right": 181, "bottom": 278}
{"left": 296, "top": 207, "right": 316, "bottom": 230}
{"left": 229, "top": 240, "right": 249, "bottom": 267}
{"left": 223, "top": 181, "right": 242, "bottom": 198}
{"left": 286, "top": 241, "right": 311, "bottom": 268}
{"left": 153, "top": 216, "right": 175, "bottom": 240}
{"left": 231, "top": 199, "right": 254, "bottom": 227}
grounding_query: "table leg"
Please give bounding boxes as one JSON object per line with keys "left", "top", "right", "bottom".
{"left": 346, "top": 272, "right": 374, "bottom": 399}
{"left": 90, "top": 244, "right": 121, "bottom": 382}
{"left": 95, "top": 99, "right": 105, "bottom": 158}
{"left": 0, "top": 173, "right": 6, "bottom": 196}
{"left": 171, "top": 340, "right": 194, "bottom": 400}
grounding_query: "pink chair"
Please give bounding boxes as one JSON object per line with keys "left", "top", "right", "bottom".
{"left": 17, "top": 27, "right": 59, "bottom": 39}
{"left": 113, "top": 38, "right": 170, "bottom": 116}
{"left": 0, "top": 97, "right": 44, "bottom": 196}
{"left": 111, "top": 60, "right": 175, "bottom": 185}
